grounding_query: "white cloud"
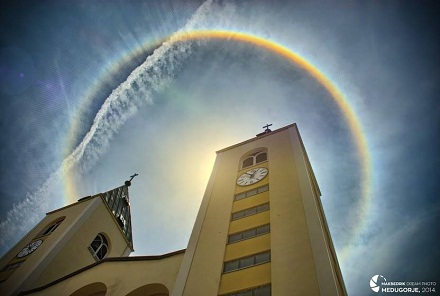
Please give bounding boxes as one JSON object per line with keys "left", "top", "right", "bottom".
{"left": 0, "top": 0, "right": 217, "bottom": 255}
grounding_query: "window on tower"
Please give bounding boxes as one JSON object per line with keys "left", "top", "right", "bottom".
{"left": 221, "top": 284, "right": 271, "bottom": 296}
{"left": 228, "top": 224, "right": 270, "bottom": 244}
{"left": 242, "top": 157, "right": 254, "bottom": 168}
{"left": 255, "top": 152, "right": 267, "bottom": 163}
{"left": 223, "top": 251, "right": 271, "bottom": 273}
{"left": 234, "top": 184, "right": 268, "bottom": 201}
{"left": 231, "top": 203, "right": 270, "bottom": 221}
{"left": 241, "top": 149, "right": 268, "bottom": 169}
{"left": 0, "top": 260, "right": 25, "bottom": 272}
{"left": 37, "top": 217, "right": 65, "bottom": 238}
{"left": 88, "top": 233, "right": 109, "bottom": 261}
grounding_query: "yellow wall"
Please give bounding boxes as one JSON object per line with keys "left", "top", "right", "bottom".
{"left": 218, "top": 154, "right": 271, "bottom": 294}
{"left": 228, "top": 211, "right": 270, "bottom": 234}
{"left": 179, "top": 136, "right": 273, "bottom": 295}
{"left": 180, "top": 152, "right": 236, "bottom": 296}
{"left": 0, "top": 197, "right": 96, "bottom": 295}
{"left": 219, "top": 263, "right": 271, "bottom": 295}
{"left": 232, "top": 190, "right": 269, "bottom": 212}
{"left": 224, "top": 234, "right": 270, "bottom": 262}
{"left": 24, "top": 252, "right": 184, "bottom": 296}
{"left": 176, "top": 124, "right": 346, "bottom": 296}
{"left": 266, "top": 129, "right": 321, "bottom": 295}
{"left": 32, "top": 199, "right": 131, "bottom": 288}
{"left": 0, "top": 194, "right": 133, "bottom": 295}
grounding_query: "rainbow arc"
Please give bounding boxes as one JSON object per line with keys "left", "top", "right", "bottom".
{"left": 65, "top": 29, "right": 371, "bottom": 259}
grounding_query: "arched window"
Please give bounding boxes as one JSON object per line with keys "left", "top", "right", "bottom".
{"left": 89, "top": 233, "right": 109, "bottom": 261}
{"left": 242, "top": 157, "right": 254, "bottom": 168}
{"left": 241, "top": 149, "right": 268, "bottom": 169}
{"left": 38, "top": 217, "right": 65, "bottom": 237}
{"left": 255, "top": 151, "right": 267, "bottom": 163}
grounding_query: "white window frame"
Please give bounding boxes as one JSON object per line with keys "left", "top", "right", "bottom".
{"left": 88, "top": 233, "right": 109, "bottom": 261}
{"left": 241, "top": 151, "right": 268, "bottom": 169}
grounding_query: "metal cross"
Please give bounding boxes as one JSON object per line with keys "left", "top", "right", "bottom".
{"left": 129, "top": 173, "right": 139, "bottom": 182}
{"left": 263, "top": 124, "right": 273, "bottom": 132}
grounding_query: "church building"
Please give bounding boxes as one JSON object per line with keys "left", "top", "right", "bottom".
{"left": 0, "top": 123, "right": 347, "bottom": 296}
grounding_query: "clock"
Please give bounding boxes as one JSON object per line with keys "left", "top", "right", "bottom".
{"left": 16, "top": 240, "right": 43, "bottom": 258}
{"left": 237, "top": 167, "right": 268, "bottom": 186}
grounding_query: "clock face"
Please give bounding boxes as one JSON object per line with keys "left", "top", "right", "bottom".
{"left": 237, "top": 167, "right": 268, "bottom": 186}
{"left": 17, "top": 240, "right": 43, "bottom": 258}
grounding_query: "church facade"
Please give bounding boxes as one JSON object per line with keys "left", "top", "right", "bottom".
{"left": 0, "top": 123, "right": 347, "bottom": 296}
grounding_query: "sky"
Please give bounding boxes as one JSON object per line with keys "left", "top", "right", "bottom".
{"left": 0, "top": 0, "right": 439, "bottom": 295}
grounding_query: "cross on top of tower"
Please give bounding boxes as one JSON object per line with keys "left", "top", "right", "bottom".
{"left": 256, "top": 124, "right": 273, "bottom": 137}
{"left": 125, "top": 173, "right": 138, "bottom": 187}
{"left": 263, "top": 124, "right": 272, "bottom": 132}
{"left": 129, "top": 173, "right": 138, "bottom": 182}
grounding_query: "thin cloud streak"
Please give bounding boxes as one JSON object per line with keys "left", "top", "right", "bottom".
{"left": 0, "top": 0, "right": 215, "bottom": 255}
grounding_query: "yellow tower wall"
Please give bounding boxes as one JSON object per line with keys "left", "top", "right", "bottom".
{"left": 219, "top": 263, "right": 271, "bottom": 294}
{"left": 174, "top": 124, "right": 346, "bottom": 296}
{"left": 179, "top": 151, "right": 236, "bottom": 295}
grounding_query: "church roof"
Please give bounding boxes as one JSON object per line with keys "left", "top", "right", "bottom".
{"left": 101, "top": 184, "right": 134, "bottom": 249}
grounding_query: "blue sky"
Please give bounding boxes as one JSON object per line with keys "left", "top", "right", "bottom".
{"left": 0, "top": 1, "right": 439, "bottom": 294}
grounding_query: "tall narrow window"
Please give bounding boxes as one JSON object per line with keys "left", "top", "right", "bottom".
{"left": 89, "top": 233, "right": 109, "bottom": 261}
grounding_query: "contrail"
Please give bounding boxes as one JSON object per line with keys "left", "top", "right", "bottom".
{"left": 0, "top": 0, "right": 217, "bottom": 254}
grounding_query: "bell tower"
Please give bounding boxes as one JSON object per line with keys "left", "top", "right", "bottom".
{"left": 173, "top": 123, "right": 347, "bottom": 296}
{"left": 0, "top": 179, "right": 135, "bottom": 296}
